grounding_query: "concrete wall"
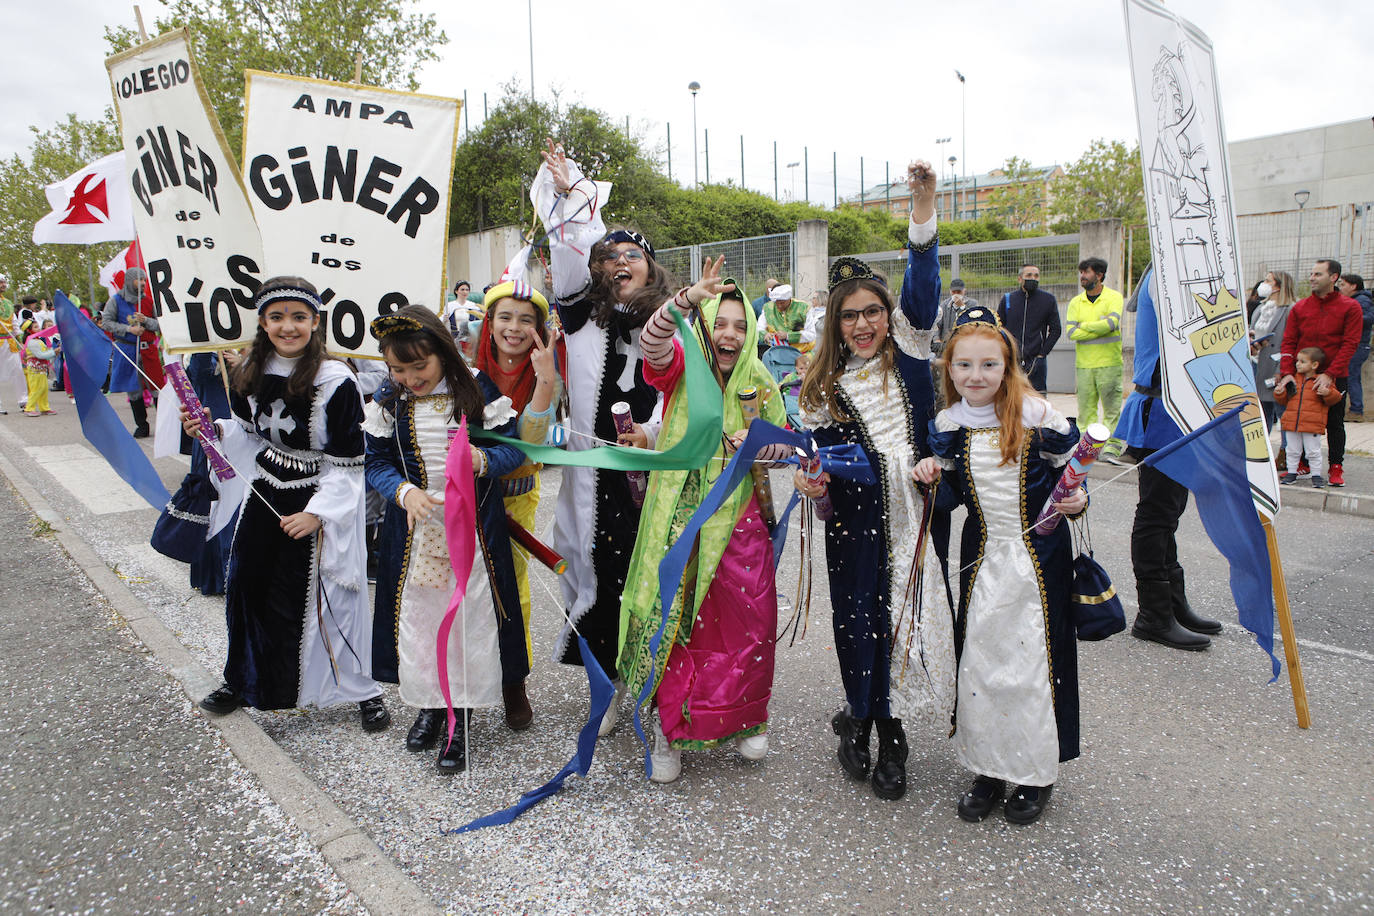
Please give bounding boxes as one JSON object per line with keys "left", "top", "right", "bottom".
{"left": 795, "top": 219, "right": 829, "bottom": 302}
{"left": 445, "top": 226, "right": 527, "bottom": 292}
{"left": 1229, "top": 118, "right": 1374, "bottom": 215}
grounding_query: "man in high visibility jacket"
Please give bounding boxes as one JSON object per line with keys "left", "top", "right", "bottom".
{"left": 1067, "top": 257, "right": 1124, "bottom": 429}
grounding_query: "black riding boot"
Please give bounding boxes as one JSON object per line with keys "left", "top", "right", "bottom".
{"left": 871, "top": 718, "right": 908, "bottom": 801}
{"left": 1131, "top": 579, "right": 1210, "bottom": 650}
{"left": 129, "top": 395, "right": 150, "bottom": 438}
{"left": 1168, "top": 568, "right": 1221, "bottom": 634}
{"left": 831, "top": 704, "right": 872, "bottom": 780}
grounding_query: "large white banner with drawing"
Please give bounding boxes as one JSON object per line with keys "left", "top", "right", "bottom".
{"left": 1123, "top": 0, "right": 1279, "bottom": 516}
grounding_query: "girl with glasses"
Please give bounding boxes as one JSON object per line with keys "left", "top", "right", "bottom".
{"left": 794, "top": 160, "right": 954, "bottom": 802}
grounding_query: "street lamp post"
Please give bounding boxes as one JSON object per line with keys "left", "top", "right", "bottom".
{"left": 786, "top": 161, "right": 800, "bottom": 201}
{"left": 949, "top": 155, "right": 958, "bottom": 220}
{"left": 1294, "top": 189, "right": 1311, "bottom": 277}
{"left": 689, "top": 81, "right": 701, "bottom": 187}
{"left": 955, "top": 70, "right": 967, "bottom": 208}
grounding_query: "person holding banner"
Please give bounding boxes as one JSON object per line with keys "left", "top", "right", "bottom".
{"left": 619, "top": 263, "right": 788, "bottom": 783}
{"left": 913, "top": 306, "right": 1086, "bottom": 826}
{"left": 364, "top": 306, "right": 526, "bottom": 773}
{"left": 186, "top": 277, "right": 389, "bottom": 733}
{"left": 541, "top": 141, "right": 668, "bottom": 734}
{"left": 794, "top": 159, "right": 946, "bottom": 802}
{"left": 102, "top": 268, "right": 164, "bottom": 438}
{"left": 472, "top": 279, "right": 565, "bottom": 731}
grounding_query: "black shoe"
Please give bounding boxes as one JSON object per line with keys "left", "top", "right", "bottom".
{"left": 133, "top": 425, "right": 151, "bottom": 439}
{"left": 200, "top": 683, "right": 243, "bottom": 715}
{"left": 957, "top": 776, "right": 1007, "bottom": 822}
{"left": 871, "top": 718, "right": 908, "bottom": 801}
{"left": 358, "top": 696, "right": 391, "bottom": 732}
{"left": 405, "top": 708, "right": 444, "bottom": 751}
{"left": 831, "top": 704, "right": 872, "bottom": 780}
{"left": 436, "top": 710, "right": 469, "bottom": 774}
{"left": 1004, "top": 784, "right": 1053, "bottom": 825}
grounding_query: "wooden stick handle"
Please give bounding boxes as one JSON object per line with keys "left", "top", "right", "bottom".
{"left": 1262, "top": 514, "right": 1310, "bottom": 729}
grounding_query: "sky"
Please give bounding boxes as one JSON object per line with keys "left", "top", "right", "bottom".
{"left": 7, "top": 0, "right": 1371, "bottom": 206}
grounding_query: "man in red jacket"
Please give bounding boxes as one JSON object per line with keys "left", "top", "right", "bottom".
{"left": 1277, "top": 258, "right": 1364, "bottom": 487}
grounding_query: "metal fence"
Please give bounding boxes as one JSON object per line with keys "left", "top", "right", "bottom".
{"left": 656, "top": 232, "right": 795, "bottom": 303}
{"left": 839, "top": 234, "right": 1085, "bottom": 319}
{"left": 1235, "top": 204, "right": 1371, "bottom": 285}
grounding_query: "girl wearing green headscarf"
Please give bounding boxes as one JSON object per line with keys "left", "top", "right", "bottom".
{"left": 619, "top": 258, "right": 789, "bottom": 784}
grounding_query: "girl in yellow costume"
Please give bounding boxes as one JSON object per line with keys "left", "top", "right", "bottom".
{"left": 473, "top": 279, "right": 564, "bottom": 729}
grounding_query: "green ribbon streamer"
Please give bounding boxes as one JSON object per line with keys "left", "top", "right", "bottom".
{"left": 471, "top": 309, "right": 723, "bottom": 471}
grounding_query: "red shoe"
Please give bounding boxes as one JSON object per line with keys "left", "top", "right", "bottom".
{"left": 1297, "top": 458, "right": 1311, "bottom": 477}
{"left": 1328, "top": 463, "right": 1345, "bottom": 487}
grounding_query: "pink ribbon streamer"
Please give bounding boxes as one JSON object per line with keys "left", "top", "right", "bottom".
{"left": 437, "top": 418, "right": 478, "bottom": 753}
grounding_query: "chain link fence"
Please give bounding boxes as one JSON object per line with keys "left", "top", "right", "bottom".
{"left": 1235, "top": 204, "right": 1371, "bottom": 284}
{"left": 656, "top": 232, "right": 795, "bottom": 302}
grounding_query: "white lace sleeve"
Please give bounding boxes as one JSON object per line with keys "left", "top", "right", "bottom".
{"left": 890, "top": 306, "right": 935, "bottom": 359}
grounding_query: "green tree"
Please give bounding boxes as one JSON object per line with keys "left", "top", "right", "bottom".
{"left": 1049, "top": 139, "right": 1145, "bottom": 229}
{"left": 0, "top": 112, "right": 126, "bottom": 303}
{"left": 105, "top": 0, "right": 447, "bottom": 157}
{"left": 1050, "top": 139, "right": 1148, "bottom": 286}
{"left": 986, "top": 156, "right": 1047, "bottom": 237}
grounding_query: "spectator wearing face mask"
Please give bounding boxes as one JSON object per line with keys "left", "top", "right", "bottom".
{"left": 997, "top": 264, "right": 1061, "bottom": 394}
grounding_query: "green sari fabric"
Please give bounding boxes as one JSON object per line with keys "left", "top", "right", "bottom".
{"left": 617, "top": 287, "right": 786, "bottom": 701}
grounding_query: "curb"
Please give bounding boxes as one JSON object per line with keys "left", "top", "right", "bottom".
{"left": 0, "top": 452, "right": 440, "bottom": 916}
{"left": 1084, "top": 459, "right": 1374, "bottom": 517}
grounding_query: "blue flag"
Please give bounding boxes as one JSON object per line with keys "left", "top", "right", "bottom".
{"left": 54, "top": 292, "right": 170, "bottom": 512}
{"left": 1142, "top": 405, "right": 1279, "bottom": 680}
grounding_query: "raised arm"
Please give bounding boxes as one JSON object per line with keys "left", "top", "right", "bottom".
{"left": 900, "top": 159, "right": 940, "bottom": 330}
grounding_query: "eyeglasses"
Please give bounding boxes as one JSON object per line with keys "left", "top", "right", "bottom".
{"left": 600, "top": 249, "right": 646, "bottom": 264}
{"left": 838, "top": 304, "right": 887, "bottom": 326}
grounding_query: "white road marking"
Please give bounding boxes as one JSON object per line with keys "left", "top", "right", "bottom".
{"left": 25, "top": 444, "right": 150, "bottom": 515}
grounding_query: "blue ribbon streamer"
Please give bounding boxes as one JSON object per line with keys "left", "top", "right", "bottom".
{"left": 446, "top": 634, "right": 614, "bottom": 833}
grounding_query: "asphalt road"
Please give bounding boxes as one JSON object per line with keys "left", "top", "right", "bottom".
{"left": 0, "top": 398, "right": 1370, "bottom": 914}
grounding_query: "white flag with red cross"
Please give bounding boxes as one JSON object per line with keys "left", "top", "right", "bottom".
{"left": 32, "top": 151, "right": 137, "bottom": 244}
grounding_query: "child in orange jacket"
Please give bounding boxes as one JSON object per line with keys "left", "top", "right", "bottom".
{"left": 1275, "top": 346, "right": 1343, "bottom": 487}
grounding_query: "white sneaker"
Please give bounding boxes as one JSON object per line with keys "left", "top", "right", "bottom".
{"left": 598, "top": 680, "right": 627, "bottom": 737}
{"left": 649, "top": 717, "right": 682, "bottom": 784}
{"left": 735, "top": 732, "right": 769, "bottom": 761}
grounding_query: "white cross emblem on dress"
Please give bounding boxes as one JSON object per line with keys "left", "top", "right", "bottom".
{"left": 613, "top": 332, "right": 643, "bottom": 393}
{"left": 261, "top": 398, "right": 298, "bottom": 443}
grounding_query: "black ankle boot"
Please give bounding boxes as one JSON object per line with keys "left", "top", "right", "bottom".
{"left": 129, "top": 396, "right": 150, "bottom": 438}
{"left": 1131, "top": 579, "right": 1210, "bottom": 650}
{"left": 831, "top": 704, "right": 872, "bottom": 780}
{"left": 436, "top": 709, "right": 470, "bottom": 774}
{"left": 1168, "top": 568, "right": 1221, "bottom": 634}
{"left": 871, "top": 718, "right": 908, "bottom": 801}
{"left": 405, "top": 708, "right": 444, "bottom": 751}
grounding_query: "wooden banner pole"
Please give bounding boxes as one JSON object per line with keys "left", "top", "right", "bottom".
{"left": 134, "top": 5, "right": 149, "bottom": 41}
{"left": 1262, "top": 514, "right": 1310, "bottom": 728}
{"left": 353, "top": 52, "right": 363, "bottom": 84}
